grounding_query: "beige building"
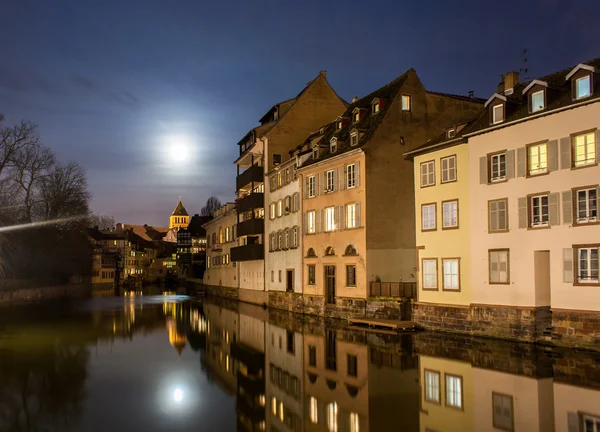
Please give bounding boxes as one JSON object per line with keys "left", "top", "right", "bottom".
{"left": 204, "top": 203, "right": 237, "bottom": 292}
{"left": 297, "top": 69, "right": 483, "bottom": 317}
{"left": 232, "top": 70, "right": 347, "bottom": 305}
{"left": 169, "top": 200, "right": 190, "bottom": 230}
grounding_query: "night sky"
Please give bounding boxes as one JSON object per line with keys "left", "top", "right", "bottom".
{"left": 1, "top": 0, "right": 597, "bottom": 226}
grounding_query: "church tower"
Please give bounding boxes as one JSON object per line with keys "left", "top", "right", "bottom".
{"left": 169, "top": 199, "right": 190, "bottom": 230}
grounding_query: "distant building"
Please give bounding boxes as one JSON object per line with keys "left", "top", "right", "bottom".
{"left": 204, "top": 203, "right": 238, "bottom": 291}
{"left": 177, "top": 214, "right": 211, "bottom": 278}
{"left": 169, "top": 200, "right": 190, "bottom": 230}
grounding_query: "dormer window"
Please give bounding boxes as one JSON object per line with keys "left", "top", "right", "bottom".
{"left": 402, "top": 95, "right": 411, "bottom": 111}
{"left": 447, "top": 129, "right": 455, "bottom": 139}
{"left": 531, "top": 90, "right": 545, "bottom": 112}
{"left": 492, "top": 104, "right": 504, "bottom": 124}
{"left": 350, "top": 131, "right": 358, "bottom": 146}
{"left": 353, "top": 111, "right": 360, "bottom": 122}
{"left": 576, "top": 75, "right": 591, "bottom": 99}
{"left": 313, "top": 146, "right": 319, "bottom": 160}
{"left": 330, "top": 138, "right": 337, "bottom": 153}
{"left": 337, "top": 120, "right": 343, "bottom": 130}
{"left": 372, "top": 99, "right": 380, "bottom": 114}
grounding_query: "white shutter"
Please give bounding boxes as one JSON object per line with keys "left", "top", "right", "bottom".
{"left": 563, "top": 248, "right": 574, "bottom": 283}
{"left": 479, "top": 156, "right": 487, "bottom": 184}
{"left": 547, "top": 140, "right": 558, "bottom": 172}
{"left": 339, "top": 166, "right": 345, "bottom": 190}
{"left": 356, "top": 161, "right": 361, "bottom": 187}
{"left": 562, "top": 190, "right": 573, "bottom": 225}
{"left": 441, "top": 158, "right": 448, "bottom": 183}
{"left": 489, "top": 201, "right": 498, "bottom": 232}
{"left": 315, "top": 174, "right": 320, "bottom": 196}
{"left": 505, "top": 150, "right": 515, "bottom": 179}
{"left": 560, "top": 137, "right": 571, "bottom": 169}
{"left": 516, "top": 147, "right": 526, "bottom": 177}
{"left": 549, "top": 192, "right": 560, "bottom": 226}
{"left": 355, "top": 202, "right": 361, "bottom": 227}
{"left": 332, "top": 168, "right": 338, "bottom": 192}
{"left": 518, "top": 197, "right": 527, "bottom": 229}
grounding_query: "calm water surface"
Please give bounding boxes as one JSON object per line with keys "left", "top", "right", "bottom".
{"left": 1, "top": 295, "right": 599, "bottom": 432}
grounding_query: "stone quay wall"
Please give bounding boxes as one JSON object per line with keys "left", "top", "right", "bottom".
{"left": 0, "top": 283, "right": 91, "bottom": 305}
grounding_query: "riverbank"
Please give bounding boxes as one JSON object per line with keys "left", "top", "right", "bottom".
{"left": 0, "top": 283, "right": 92, "bottom": 305}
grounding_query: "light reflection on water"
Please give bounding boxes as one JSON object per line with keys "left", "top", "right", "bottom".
{"left": 0, "top": 295, "right": 599, "bottom": 431}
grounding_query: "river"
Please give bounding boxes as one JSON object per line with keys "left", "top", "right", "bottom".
{"left": 0, "top": 295, "right": 598, "bottom": 431}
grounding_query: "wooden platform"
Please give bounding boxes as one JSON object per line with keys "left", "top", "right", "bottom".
{"left": 347, "top": 318, "right": 421, "bottom": 331}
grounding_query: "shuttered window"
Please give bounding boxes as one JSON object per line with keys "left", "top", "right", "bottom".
{"left": 441, "top": 155, "right": 457, "bottom": 183}
{"left": 489, "top": 249, "right": 509, "bottom": 284}
{"left": 307, "top": 211, "right": 316, "bottom": 234}
{"left": 442, "top": 259, "right": 459, "bottom": 290}
{"left": 347, "top": 164, "right": 356, "bottom": 188}
{"left": 308, "top": 175, "right": 316, "bottom": 198}
{"left": 421, "top": 204, "right": 436, "bottom": 231}
{"left": 490, "top": 153, "right": 506, "bottom": 182}
{"left": 488, "top": 199, "right": 508, "bottom": 232}
{"left": 576, "top": 188, "right": 598, "bottom": 223}
{"left": 324, "top": 207, "right": 335, "bottom": 232}
{"left": 573, "top": 132, "right": 596, "bottom": 167}
{"left": 442, "top": 200, "right": 458, "bottom": 229}
{"left": 420, "top": 161, "right": 435, "bottom": 187}
{"left": 492, "top": 393, "right": 514, "bottom": 431}
{"left": 528, "top": 143, "right": 547, "bottom": 175}
{"left": 530, "top": 194, "right": 549, "bottom": 227}
{"left": 576, "top": 246, "right": 599, "bottom": 284}
{"left": 422, "top": 259, "right": 437, "bottom": 289}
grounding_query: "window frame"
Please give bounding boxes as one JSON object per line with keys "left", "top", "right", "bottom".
{"left": 488, "top": 151, "right": 507, "bottom": 183}
{"left": 350, "top": 132, "right": 358, "bottom": 146}
{"left": 346, "top": 265, "right": 356, "bottom": 287}
{"left": 346, "top": 203, "right": 358, "bottom": 229}
{"left": 444, "top": 373, "right": 464, "bottom": 411}
{"left": 270, "top": 202, "right": 276, "bottom": 220}
{"left": 488, "top": 198, "right": 509, "bottom": 233}
{"left": 307, "top": 210, "right": 317, "bottom": 234}
{"left": 441, "top": 199, "right": 459, "bottom": 230}
{"left": 571, "top": 130, "right": 597, "bottom": 168}
{"left": 347, "top": 354, "right": 358, "bottom": 377}
{"left": 575, "top": 75, "right": 592, "bottom": 99}
{"left": 424, "top": 369, "right": 441, "bottom": 404}
{"left": 326, "top": 169, "right": 335, "bottom": 192}
{"left": 528, "top": 192, "right": 550, "bottom": 228}
{"left": 492, "top": 392, "right": 515, "bottom": 432}
{"left": 530, "top": 90, "right": 545, "bottom": 112}
{"left": 489, "top": 248, "right": 510, "bottom": 285}
{"left": 442, "top": 258, "right": 460, "bottom": 291}
{"left": 421, "top": 258, "right": 438, "bottom": 291}
{"left": 420, "top": 160, "right": 435, "bottom": 187}
{"left": 307, "top": 264, "right": 316, "bottom": 285}
{"left": 573, "top": 185, "right": 598, "bottom": 225}
{"left": 313, "top": 146, "right": 319, "bottom": 160}
{"left": 324, "top": 206, "right": 335, "bottom": 232}
{"left": 330, "top": 138, "right": 337, "bottom": 154}
{"left": 440, "top": 155, "right": 457, "bottom": 183}
{"left": 372, "top": 101, "right": 380, "bottom": 114}
{"left": 573, "top": 244, "right": 600, "bottom": 286}
{"left": 277, "top": 199, "right": 283, "bottom": 218}
{"left": 526, "top": 141, "right": 548, "bottom": 176}
{"left": 347, "top": 163, "right": 356, "bottom": 188}
{"left": 308, "top": 175, "right": 316, "bottom": 198}
{"left": 401, "top": 94, "right": 411, "bottom": 111}
{"left": 492, "top": 103, "right": 504, "bottom": 124}
{"left": 421, "top": 202, "right": 437, "bottom": 232}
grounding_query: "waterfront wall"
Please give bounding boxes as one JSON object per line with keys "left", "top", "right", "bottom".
{"left": 0, "top": 283, "right": 91, "bottom": 304}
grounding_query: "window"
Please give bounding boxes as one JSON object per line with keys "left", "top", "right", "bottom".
{"left": 489, "top": 249, "right": 509, "bottom": 284}
{"left": 326, "top": 170, "right": 335, "bottom": 192}
{"left": 346, "top": 265, "right": 356, "bottom": 287}
{"left": 308, "top": 175, "right": 316, "bottom": 198}
{"left": 530, "top": 194, "right": 549, "bottom": 227}
{"left": 307, "top": 248, "right": 316, "bottom": 257}
{"left": 292, "top": 226, "right": 298, "bottom": 248}
{"left": 420, "top": 161, "right": 435, "bottom": 187}
{"left": 308, "top": 345, "right": 317, "bottom": 366}
{"left": 327, "top": 402, "right": 338, "bottom": 432}
{"left": 309, "top": 397, "right": 318, "bottom": 424}
{"left": 270, "top": 175, "right": 276, "bottom": 191}
{"left": 492, "top": 104, "right": 504, "bottom": 124}
{"left": 401, "top": 95, "right": 411, "bottom": 111}
{"left": 313, "top": 146, "right": 319, "bottom": 160}
{"left": 330, "top": 139, "right": 337, "bottom": 153}
{"left": 278, "top": 172, "right": 283, "bottom": 187}
{"left": 308, "top": 265, "right": 316, "bottom": 285}
{"left": 442, "top": 200, "right": 458, "bottom": 229}
{"left": 492, "top": 393, "right": 514, "bottom": 431}
{"left": 284, "top": 196, "right": 291, "bottom": 214}
{"left": 489, "top": 152, "right": 506, "bottom": 182}
{"left": 577, "top": 247, "right": 599, "bottom": 283}
{"left": 346, "top": 203, "right": 358, "bottom": 228}
{"left": 445, "top": 375, "right": 463, "bottom": 409}
{"left": 347, "top": 354, "right": 358, "bottom": 377}
{"left": 424, "top": 370, "right": 440, "bottom": 403}
{"left": 422, "top": 259, "right": 437, "bottom": 289}
{"left": 270, "top": 203, "right": 276, "bottom": 220}
{"left": 531, "top": 90, "right": 544, "bottom": 112}
{"left": 350, "top": 133, "right": 358, "bottom": 146}
{"left": 421, "top": 203, "right": 436, "bottom": 231}
{"left": 441, "top": 155, "right": 456, "bottom": 183}
{"left": 344, "top": 245, "right": 357, "bottom": 256}
{"left": 278, "top": 231, "right": 284, "bottom": 250}
{"left": 337, "top": 120, "right": 343, "bottom": 130}
{"left": 528, "top": 143, "right": 547, "bottom": 175}
{"left": 271, "top": 271, "right": 274, "bottom": 282}
{"left": 447, "top": 128, "right": 456, "bottom": 138}
{"left": 283, "top": 228, "right": 289, "bottom": 249}
{"left": 573, "top": 132, "right": 596, "bottom": 167}
{"left": 286, "top": 330, "right": 294, "bottom": 354}
{"left": 225, "top": 227, "right": 230, "bottom": 242}
{"left": 488, "top": 198, "right": 508, "bottom": 232}
{"left": 292, "top": 193, "right": 300, "bottom": 212}
{"left": 325, "top": 207, "right": 335, "bottom": 231}
{"left": 273, "top": 154, "right": 281, "bottom": 165}
{"left": 576, "top": 75, "right": 591, "bottom": 99}
{"left": 582, "top": 414, "right": 600, "bottom": 432}
{"left": 325, "top": 246, "right": 335, "bottom": 256}
{"left": 277, "top": 200, "right": 283, "bottom": 218}
{"left": 442, "top": 259, "right": 459, "bottom": 290}
{"left": 576, "top": 188, "right": 598, "bottom": 223}
{"left": 347, "top": 164, "right": 356, "bottom": 188}
{"left": 349, "top": 413, "right": 359, "bottom": 432}
{"left": 353, "top": 111, "right": 360, "bottom": 122}
{"left": 372, "top": 101, "right": 380, "bottom": 114}
{"left": 285, "top": 168, "right": 290, "bottom": 184}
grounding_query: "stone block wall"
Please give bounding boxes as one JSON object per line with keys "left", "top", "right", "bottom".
{"left": 0, "top": 283, "right": 91, "bottom": 305}
{"left": 471, "top": 305, "right": 550, "bottom": 342}
{"left": 366, "top": 299, "right": 411, "bottom": 320}
{"left": 206, "top": 285, "right": 239, "bottom": 300}
{"left": 412, "top": 302, "right": 471, "bottom": 334}
{"left": 238, "top": 288, "right": 268, "bottom": 306}
{"left": 552, "top": 309, "right": 600, "bottom": 349}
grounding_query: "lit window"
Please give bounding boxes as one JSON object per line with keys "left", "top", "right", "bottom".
{"left": 447, "top": 129, "right": 455, "bottom": 138}
{"left": 309, "top": 397, "right": 318, "bottom": 423}
{"left": 353, "top": 111, "right": 360, "bottom": 122}
{"left": 489, "top": 153, "right": 506, "bottom": 182}
{"left": 326, "top": 170, "right": 335, "bottom": 192}
{"left": 441, "top": 155, "right": 456, "bottom": 183}
{"left": 308, "top": 175, "right": 316, "bottom": 198}
{"left": 346, "top": 203, "right": 358, "bottom": 228}
{"left": 269, "top": 203, "right": 276, "bottom": 220}
{"left": 530, "top": 194, "right": 549, "bottom": 227}
{"left": 325, "top": 207, "right": 335, "bottom": 232}
{"left": 420, "top": 161, "right": 435, "bottom": 187}
{"left": 577, "top": 247, "right": 599, "bottom": 283}
{"left": 330, "top": 139, "right": 337, "bottom": 153}
{"left": 489, "top": 249, "right": 509, "bottom": 284}
{"left": 402, "top": 95, "right": 411, "bottom": 111}
{"left": 372, "top": 102, "right": 379, "bottom": 114}
{"left": 350, "top": 133, "right": 358, "bottom": 146}
{"left": 422, "top": 259, "right": 437, "bottom": 289}
{"left": 528, "top": 143, "right": 547, "bottom": 175}
{"left": 424, "top": 370, "right": 440, "bottom": 402}
{"left": 531, "top": 90, "right": 545, "bottom": 111}
{"left": 573, "top": 132, "right": 596, "bottom": 167}
{"left": 442, "top": 259, "right": 459, "bottom": 290}
{"left": 277, "top": 200, "right": 283, "bottom": 218}
{"left": 576, "top": 188, "right": 598, "bottom": 223}
{"left": 442, "top": 200, "right": 458, "bottom": 228}
{"left": 284, "top": 196, "right": 291, "bottom": 214}
{"left": 337, "top": 121, "right": 343, "bottom": 130}
{"left": 349, "top": 413, "right": 360, "bottom": 432}
{"left": 576, "top": 75, "right": 591, "bottom": 99}
{"left": 271, "top": 397, "right": 277, "bottom": 416}
{"left": 347, "top": 164, "right": 356, "bottom": 188}
{"left": 421, "top": 204, "right": 436, "bottom": 231}
{"left": 446, "top": 375, "right": 463, "bottom": 409}
{"left": 308, "top": 265, "right": 316, "bottom": 285}
{"left": 488, "top": 198, "right": 508, "bottom": 232}
{"left": 277, "top": 172, "right": 283, "bottom": 187}
{"left": 492, "top": 104, "right": 504, "bottom": 124}
{"left": 327, "top": 402, "right": 338, "bottom": 432}
{"left": 307, "top": 210, "right": 316, "bottom": 234}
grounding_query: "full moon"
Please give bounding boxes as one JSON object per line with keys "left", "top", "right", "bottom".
{"left": 168, "top": 143, "right": 188, "bottom": 162}
{"left": 173, "top": 388, "right": 183, "bottom": 403}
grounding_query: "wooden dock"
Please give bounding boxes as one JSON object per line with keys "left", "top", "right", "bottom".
{"left": 348, "top": 318, "right": 421, "bottom": 332}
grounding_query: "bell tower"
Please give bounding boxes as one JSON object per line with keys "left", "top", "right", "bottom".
{"left": 169, "top": 199, "right": 190, "bottom": 230}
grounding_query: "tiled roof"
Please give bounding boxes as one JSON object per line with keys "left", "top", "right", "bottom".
{"left": 300, "top": 71, "right": 411, "bottom": 167}
{"left": 172, "top": 200, "right": 188, "bottom": 216}
{"left": 426, "top": 90, "right": 486, "bottom": 104}
{"left": 122, "top": 224, "right": 170, "bottom": 242}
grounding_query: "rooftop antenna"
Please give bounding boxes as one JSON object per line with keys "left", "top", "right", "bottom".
{"left": 520, "top": 48, "right": 529, "bottom": 80}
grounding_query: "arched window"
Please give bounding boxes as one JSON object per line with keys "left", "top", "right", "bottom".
{"left": 307, "top": 248, "right": 317, "bottom": 258}
{"left": 219, "top": 228, "right": 223, "bottom": 244}
{"left": 278, "top": 231, "right": 284, "bottom": 250}
{"left": 326, "top": 379, "right": 337, "bottom": 390}
{"left": 307, "top": 373, "right": 318, "bottom": 384}
{"left": 344, "top": 244, "right": 357, "bottom": 256}
{"left": 325, "top": 246, "right": 335, "bottom": 256}
{"left": 283, "top": 228, "right": 290, "bottom": 249}
{"left": 277, "top": 200, "right": 283, "bottom": 217}
{"left": 346, "top": 384, "right": 359, "bottom": 398}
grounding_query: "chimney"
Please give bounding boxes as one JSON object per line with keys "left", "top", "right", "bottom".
{"left": 500, "top": 71, "right": 519, "bottom": 95}
{"left": 351, "top": 96, "right": 359, "bottom": 103}
{"left": 468, "top": 91, "right": 474, "bottom": 99}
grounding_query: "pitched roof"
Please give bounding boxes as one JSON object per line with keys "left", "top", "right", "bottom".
{"left": 299, "top": 71, "right": 411, "bottom": 167}
{"left": 172, "top": 200, "right": 188, "bottom": 216}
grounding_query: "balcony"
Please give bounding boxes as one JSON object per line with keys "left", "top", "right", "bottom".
{"left": 236, "top": 192, "right": 264, "bottom": 213}
{"left": 236, "top": 164, "right": 263, "bottom": 191}
{"left": 237, "top": 218, "right": 264, "bottom": 237}
{"left": 231, "top": 243, "right": 264, "bottom": 262}
{"left": 369, "top": 282, "right": 417, "bottom": 299}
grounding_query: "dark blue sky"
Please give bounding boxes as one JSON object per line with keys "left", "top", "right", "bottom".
{"left": 1, "top": 0, "right": 598, "bottom": 226}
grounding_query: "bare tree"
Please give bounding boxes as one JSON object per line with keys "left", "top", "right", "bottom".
{"left": 12, "top": 145, "right": 55, "bottom": 222}
{"left": 40, "top": 161, "right": 90, "bottom": 221}
{"left": 0, "top": 115, "right": 40, "bottom": 179}
{"left": 200, "top": 196, "right": 221, "bottom": 217}
{"left": 87, "top": 213, "right": 115, "bottom": 230}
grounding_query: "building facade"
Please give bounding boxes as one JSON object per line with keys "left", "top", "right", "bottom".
{"left": 232, "top": 70, "right": 348, "bottom": 305}
{"left": 169, "top": 200, "right": 190, "bottom": 230}
{"left": 204, "top": 203, "right": 238, "bottom": 294}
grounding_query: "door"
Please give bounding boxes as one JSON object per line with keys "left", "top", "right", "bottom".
{"left": 286, "top": 269, "right": 294, "bottom": 292}
{"left": 325, "top": 265, "right": 336, "bottom": 304}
